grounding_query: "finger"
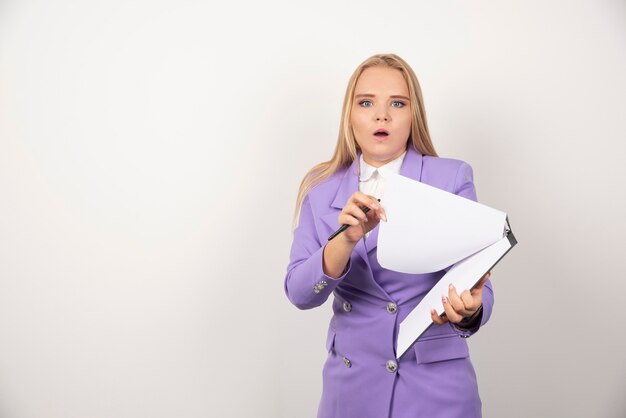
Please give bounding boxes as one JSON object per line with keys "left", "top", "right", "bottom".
{"left": 350, "top": 192, "right": 381, "bottom": 212}
{"left": 471, "top": 272, "right": 491, "bottom": 297}
{"left": 357, "top": 193, "right": 385, "bottom": 222}
{"left": 344, "top": 202, "right": 369, "bottom": 223}
{"left": 368, "top": 209, "right": 386, "bottom": 224}
{"left": 376, "top": 206, "right": 388, "bottom": 222}
{"left": 430, "top": 308, "right": 448, "bottom": 325}
{"left": 349, "top": 193, "right": 384, "bottom": 225}
{"left": 337, "top": 211, "right": 362, "bottom": 227}
{"left": 442, "top": 295, "right": 464, "bottom": 323}
{"left": 447, "top": 284, "right": 472, "bottom": 317}
{"left": 460, "top": 289, "right": 480, "bottom": 313}
{"left": 372, "top": 200, "right": 387, "bottom": 222}
{"left": 473, "top": 272, "right": 491, "bottom": 290}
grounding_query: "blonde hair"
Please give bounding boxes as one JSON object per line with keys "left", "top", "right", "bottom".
{"left": 292, "top": 53, "right": 438, "bottom": 229}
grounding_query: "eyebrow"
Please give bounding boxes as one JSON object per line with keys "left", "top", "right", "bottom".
{"left": 354, "top": 93, "right": 410, "bottom": 101}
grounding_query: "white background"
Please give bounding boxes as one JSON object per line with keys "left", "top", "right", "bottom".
{"left": 1, "top": 0, "right": 625, "bottom": 417}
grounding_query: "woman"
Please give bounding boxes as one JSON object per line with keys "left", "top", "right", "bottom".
{"left": 284, "top": 53, "right": 493, "bottom": 418}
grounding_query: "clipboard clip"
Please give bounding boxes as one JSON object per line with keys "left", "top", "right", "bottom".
{"left": 504, "top": 216, "right": 512, "bottom": 235}
{"left": 503, "top": 216, "right": 518, "bottom": 246}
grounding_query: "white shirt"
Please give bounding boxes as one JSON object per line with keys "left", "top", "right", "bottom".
{"left": 359, "top": 150, "right": 406, "bottom": 238}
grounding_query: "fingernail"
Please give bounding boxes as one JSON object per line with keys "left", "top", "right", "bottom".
{"left": 448, "top": 283, "right": 454, "bottom": 291}
{"left": 381, "top": 213, "right": 387, "bottom": 222}
{"left": 442, "top": 296, "right": 447, "bottom": 304}
{"left": 431, "top": 309, "right": 436, "bottom": 316}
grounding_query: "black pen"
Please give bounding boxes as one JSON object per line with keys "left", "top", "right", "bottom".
{"left": 327, "top": 199, "right": 381, "bottom": 241}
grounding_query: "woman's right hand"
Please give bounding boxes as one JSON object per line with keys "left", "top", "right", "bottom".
{"left": 338, "top": 192, "right": 387, "bottom": 244}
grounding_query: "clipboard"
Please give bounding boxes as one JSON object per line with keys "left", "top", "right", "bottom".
{"left": 373, "top": 168, "right": 518, "bottom": 360}
{"left": 396, "top": 219, "right": 517, "bottom": 359}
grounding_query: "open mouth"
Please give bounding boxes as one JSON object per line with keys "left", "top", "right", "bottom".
{"left": 374, "top": 129, "right": 389, "bottom": 138}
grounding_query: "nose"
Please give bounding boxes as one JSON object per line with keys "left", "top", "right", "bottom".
{"left": 375, "top": 106, "right": 390, "bottom": 122}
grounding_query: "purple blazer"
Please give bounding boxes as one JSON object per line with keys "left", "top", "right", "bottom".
{"left": 284, "top": 146, "right": 494, "bottom": 418}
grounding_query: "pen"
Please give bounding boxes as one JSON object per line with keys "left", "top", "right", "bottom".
{"left": 327, "top": 199, "right": 381, "bottom": 241}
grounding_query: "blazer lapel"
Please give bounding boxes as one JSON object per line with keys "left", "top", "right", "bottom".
{"left": 319, "top": 158, "right": 371, "bottom": 266}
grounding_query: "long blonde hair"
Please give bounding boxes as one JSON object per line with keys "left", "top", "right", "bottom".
{"left": 292, "top": 53, "right": 438, "bottom": 229}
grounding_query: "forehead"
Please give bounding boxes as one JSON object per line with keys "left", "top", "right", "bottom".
{"left": 354, "top": 66, "right": 409, "bottom": 96}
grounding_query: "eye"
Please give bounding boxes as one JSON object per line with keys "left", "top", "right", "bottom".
{"left": 391, "top": 101, "right": 406, "bottom": 108}
{"left": 358, "top": 100, "right": 373, "bottom": 107}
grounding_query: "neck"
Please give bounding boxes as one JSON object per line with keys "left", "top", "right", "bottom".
{"left": 362, "top": 149, "right": 405, "bottom": 168}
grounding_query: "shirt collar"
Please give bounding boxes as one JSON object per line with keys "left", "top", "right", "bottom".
{"left": 359, "top": 150, "right": 407, "bottom": 181}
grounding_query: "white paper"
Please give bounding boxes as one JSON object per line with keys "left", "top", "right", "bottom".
{"left": 377, "top": 170, "right": 507, "bottom": 274}
{"left": 396, "top": 235, "right": 513, "bottom": 359}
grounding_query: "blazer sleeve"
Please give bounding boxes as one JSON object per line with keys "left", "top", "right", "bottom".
{"left": 284, "top": 193, "right": 352, "bottom": 310}
{"left": 449, "top": 161, "right": 495, "bottom": 338}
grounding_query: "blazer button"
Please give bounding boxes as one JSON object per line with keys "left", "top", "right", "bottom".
{"left": 343, "top": 357, "right": 352, "bottom": 368}
{"left": 386, "top": 302, "right": 398, "bottom": 314}
{"left": 313, "top": 280, "right": 328, "bottom": 294}
{"left": 343, "top": 301, "right": 352, "bottom": 312}
{"left": 386, "top": 360, "right": 398, "bottom": 373}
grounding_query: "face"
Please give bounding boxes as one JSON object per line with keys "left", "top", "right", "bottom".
{"left": 350, "top": 66, "right": 412, "bottom": 168}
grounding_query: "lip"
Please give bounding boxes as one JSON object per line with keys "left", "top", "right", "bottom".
{"left": 373, "top": 129, "right": 390, "bottom": 142}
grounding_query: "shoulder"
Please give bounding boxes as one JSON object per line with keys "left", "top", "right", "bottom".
{"left": 422, "top": 155, "right": 472, "bottom": 172}
{"left": 421, "top": 155, "right": 474, "bottom": 192}
{"left": 305, "top": 165, "right": 349, "bottom": 201}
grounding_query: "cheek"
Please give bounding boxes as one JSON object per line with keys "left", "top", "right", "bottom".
{"left": 351, "top": 111, "right": 367, "bottom": 132}
{"left": 400, "top": 113, "right": 412, "bottom": 132}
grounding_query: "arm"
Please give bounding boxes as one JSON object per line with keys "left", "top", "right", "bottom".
{"left": 284, "top": 194, "right": 354, "bottom": 310}
{"left": 449, "top": 162, "right": 495, "bottom": 337}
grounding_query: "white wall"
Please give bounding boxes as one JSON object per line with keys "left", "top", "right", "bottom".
{"left": 0, "top": 0, "right": 624, "bottom": 417}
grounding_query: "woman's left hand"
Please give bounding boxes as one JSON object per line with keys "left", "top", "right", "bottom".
{"left": 430, "top": 272, "right": 491, "bottom": 326}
